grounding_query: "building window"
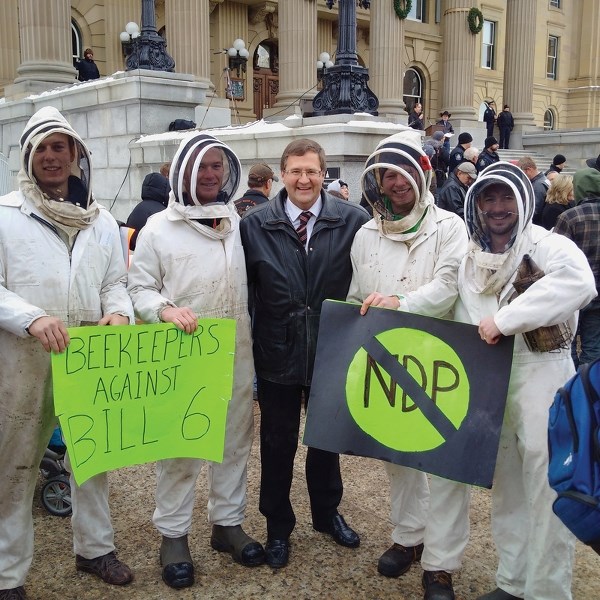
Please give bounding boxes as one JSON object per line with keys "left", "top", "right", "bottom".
{"left": 407, "top": 0, "right": 427, "bottom": 22}
{"left": 550, "top": 0, "right": 561, "bottom": 8}
{"left": 544, "top": 109, "right": 556, "bottom": 130}
{"left": 403, "top": 67, "right": 423, "bottom": 113}
{"left": 71, "top": 20, "right": 83, "bottom": 65}
{"left": 481, "top": 20, "right": 496, "bottom": 69}
{"left": 547, "top": 35, "right": 559, "bottom": 80}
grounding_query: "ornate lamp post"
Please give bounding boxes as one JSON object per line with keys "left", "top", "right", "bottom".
{"left": 119, "top": 0, "right": 175, "bottom": 72}
{"left": 312, "top": 0, "right": 379, "bottom": 116}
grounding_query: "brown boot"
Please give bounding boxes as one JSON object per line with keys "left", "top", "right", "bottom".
{"left": 75, "top": 551, "right": 133, "bottom": 585}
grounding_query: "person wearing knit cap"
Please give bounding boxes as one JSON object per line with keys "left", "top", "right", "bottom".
{"left": 128, "top": 133, "right": 265, "bottom": 589}
{"left": 448, "top": 132, "right": 473, "bottom": 173}
{"left": 234, "top": 163, "right": 278, "bottom": 216}
{"left": 476, "top": 137, "right": 500, "bottom": 172}
{"left": 347, "top": 130, "right": 468, "bottom": 600}
{"left": 428, "top": 131, "right": 450, "bottom": 190}
{"left": 75, "top": 48, "right": 100, "bottom": 82}
{"left": 457, "top": 162, "right": 595, "bottom": 600}
{"left": 544, "top": 154, "right": 567, "bottom": 179}
{"left": 497, "top": 105, "right": 514, "bottom": 150}
{"left": 0, "top": 106, "right": 135, "bottom": 597}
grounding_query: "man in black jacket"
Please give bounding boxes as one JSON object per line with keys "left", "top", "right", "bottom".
{"left": 76, "top": 48, "right": 100, "bottom": 82}
{"left": 234, "top": 163, "right": 278, "bottom": 216}
{"left": 497, "top": 105, "right": 514, "bottom": 150}
{"left": 239, "top": 139, "right": 369, "bottom": 569}
{"left": 125, "top": 171, "right": 170, "bottom": 250}
{"left": 437, "top": 161, "right": 478, "bottom": 219}
{"left": 448, "top": 132, "right": 473, "bottom": 173}
{"left": 476, "top": 137, "right": 500, "bottom": 173}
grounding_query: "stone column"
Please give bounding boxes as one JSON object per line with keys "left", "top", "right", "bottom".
{"left": 268, "top": 0, "right": 317, "bottom": 116}
{"left": 0, "top": 0, "right": 20, "bottom": 96}
{"left": 441, "top": 0, "right": 477, "bottom": 121}
{"left": 165, "top": 0, "right": 212, "bottom": 87}
{"left": 6, "top": 0, "right": 76, "bottom": 98}
{"left": 369, "top": 0, "right": 405, "bottom": 117}
{"left": 503, "top": 0, "right": 536, "bottom": 130}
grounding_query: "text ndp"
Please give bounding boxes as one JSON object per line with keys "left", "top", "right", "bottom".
{"left": 52, "top": 321, "right": 235, "bottom": 483}
{"left": 346, "top": 329, "right": 469, "bottom": 452}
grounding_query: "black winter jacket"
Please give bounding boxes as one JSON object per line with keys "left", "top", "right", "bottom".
{"left": 240, "top": 190, "right": 369, "bottom": 385}
{"left": 437, "top": 172, "right": 468, "bottom": 219}
{"left": 76, "top": 58, "right": 100, "bottom": 82}
{"left": 126, "top": 172, "right": 170, "bottom": 249}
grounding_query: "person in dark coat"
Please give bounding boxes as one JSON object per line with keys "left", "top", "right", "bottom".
{"left": 544, "top": 154, "right": 567, "bottom": 180}
{"left": 75, "top": 48, "right": 100, "bottom": 82}
{"left": 234, "top": 163, "right": 278, "bottom": 216}
{"left": 408, "top": 102, "right": 425, "bottom": 130}
{"left": 483, "top": 100, "right": 496, "bottom": 138}
{"left": 476, "top": 137, "right": 500, "bottom": 172}
{"left": 239, "top": 138, "right": 369, "bottom": 569}
{"left": 497, "top": 105, "right": 514, "bottom": 149}
{"left": 541, "top": 173, "right": 574, "bottom": 230}
{"left": 437, "top": 161, "right": 478, "bottom": 219}
{"left": 448, "top": 132, "right": 473, "bottom": 173}
{"left": 436, "top": 111, "right": 454, "bottom": 153}
{"left": 125, "top": 172, "right": 170, "bottom": 250}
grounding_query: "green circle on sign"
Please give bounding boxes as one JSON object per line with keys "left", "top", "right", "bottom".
{"left": 345, "top": 328, "right": 469, "bottom": 452}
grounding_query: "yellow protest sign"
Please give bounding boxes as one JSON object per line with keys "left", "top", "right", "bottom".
{"left": 51, "top": 320, "right": 236, "bottom": 485}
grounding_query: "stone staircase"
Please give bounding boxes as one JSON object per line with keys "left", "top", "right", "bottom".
{"left": 497, "top": 149, "right": 577, "bottom": 175}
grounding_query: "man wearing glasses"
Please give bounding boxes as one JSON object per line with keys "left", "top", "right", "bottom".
{"left": 240, "top": 139, "right": 369, "bottom": 569}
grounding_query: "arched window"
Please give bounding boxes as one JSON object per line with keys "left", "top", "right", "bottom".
{"left": 403, "top": 67, "right": 423, "bottom": 113}
{"left": 72, "top": 20, "right": 83, "bottom": 65}
{"left": 544, "top": 109, "right": 556, "bottom": 131}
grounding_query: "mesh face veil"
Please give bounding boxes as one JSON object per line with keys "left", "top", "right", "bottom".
{"left": 464, "top": 161, "right": 534, "bottom": 251}
{"left": 361, "top": 131, "right": 433, "bottom": 222}
{"left": 169, "top": 133, "right": 241, "bottom": 206}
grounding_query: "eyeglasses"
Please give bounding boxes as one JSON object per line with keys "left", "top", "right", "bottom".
{"left": 284, "top": 169, "right": 323, "bottom": 179}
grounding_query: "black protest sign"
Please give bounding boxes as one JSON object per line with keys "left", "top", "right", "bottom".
{"left": 303, "top": 301, "right": 514, "bottom": 488}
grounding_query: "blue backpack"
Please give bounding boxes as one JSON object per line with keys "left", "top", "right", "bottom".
{"left": 548, "top": 359, "right": 600, "bottom": 554}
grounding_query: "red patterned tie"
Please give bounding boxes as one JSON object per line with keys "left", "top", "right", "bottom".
{"left": 295, "top": 211, "right": 312, "bottom": 245}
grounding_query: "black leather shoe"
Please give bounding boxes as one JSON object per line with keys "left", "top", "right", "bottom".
{"left": 422, "top": 570, "right": 455, "bottom": 600}
{"left": 265, "top": 539, "right": 289, "bottom": 568}
{"left": 314, "top": 514, "right": 360, "bottom": 548}
{"left": 476, "top": 588, "right": 522, "bottom": 600}
{"left": 377, "top": 542, "right": 424, "bottom": 577}
{"left": 210, "top": 524, "right": 265, "bottom": 567}
{"left": 160, "top": 535, "right": 194, "bottom": 589}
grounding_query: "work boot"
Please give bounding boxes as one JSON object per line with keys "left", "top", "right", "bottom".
{"left": 0, "top": 588, "right": 27, "bottom": 600}
{"left": 75, "top": 551, "right": 133, "bottom": 585}
{"left": 210, "top": 524, "right": 265, "bottom": 566}
{"left": 377, "top": 542, "right": 424, "bottom": 577}
{"left": 477, "top": 588, "right": 522, "bottom": 600}
{"left": 422, "top": 570, "right": 455, "bottom": 600}
{"left": 160, "top": 535, "right": 194, "bottom": 589}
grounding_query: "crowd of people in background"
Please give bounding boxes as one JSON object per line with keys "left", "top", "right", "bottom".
{"left": 2, "top": 103, "right": 600, "bottom": 600}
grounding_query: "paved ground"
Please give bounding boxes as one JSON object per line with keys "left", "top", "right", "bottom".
{"left": 28, "top": 406, "right": 600, "bottom": 600}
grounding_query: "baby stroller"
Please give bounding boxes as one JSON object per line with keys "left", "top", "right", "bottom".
{"left": 39, "top": 427, "right": 72, "bottom": 517}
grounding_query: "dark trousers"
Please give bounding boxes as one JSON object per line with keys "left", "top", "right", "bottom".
{"left": 572, "top": 308, "right": 600, "bottom": 369}
{"left": 499, "top": 127, "right": 511, "bottom": 149}
{"left": 486, "top": 124, "right": 494, "bottom": 138}
{"left": 257, "top": 377, "right": 343, "bottom": 540}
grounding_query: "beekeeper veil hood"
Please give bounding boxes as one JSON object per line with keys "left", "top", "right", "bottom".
{"left": 361, "top": 129, "right": 434, "bottom": 238}
{"left": 463, "top": 161, "right": 535, "bottom": 294}
{"left": 169, "top": 133, "right": 241, "bottom": 206}
{"left": 18, "top": 106, "right": 98, "bottom": 230}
